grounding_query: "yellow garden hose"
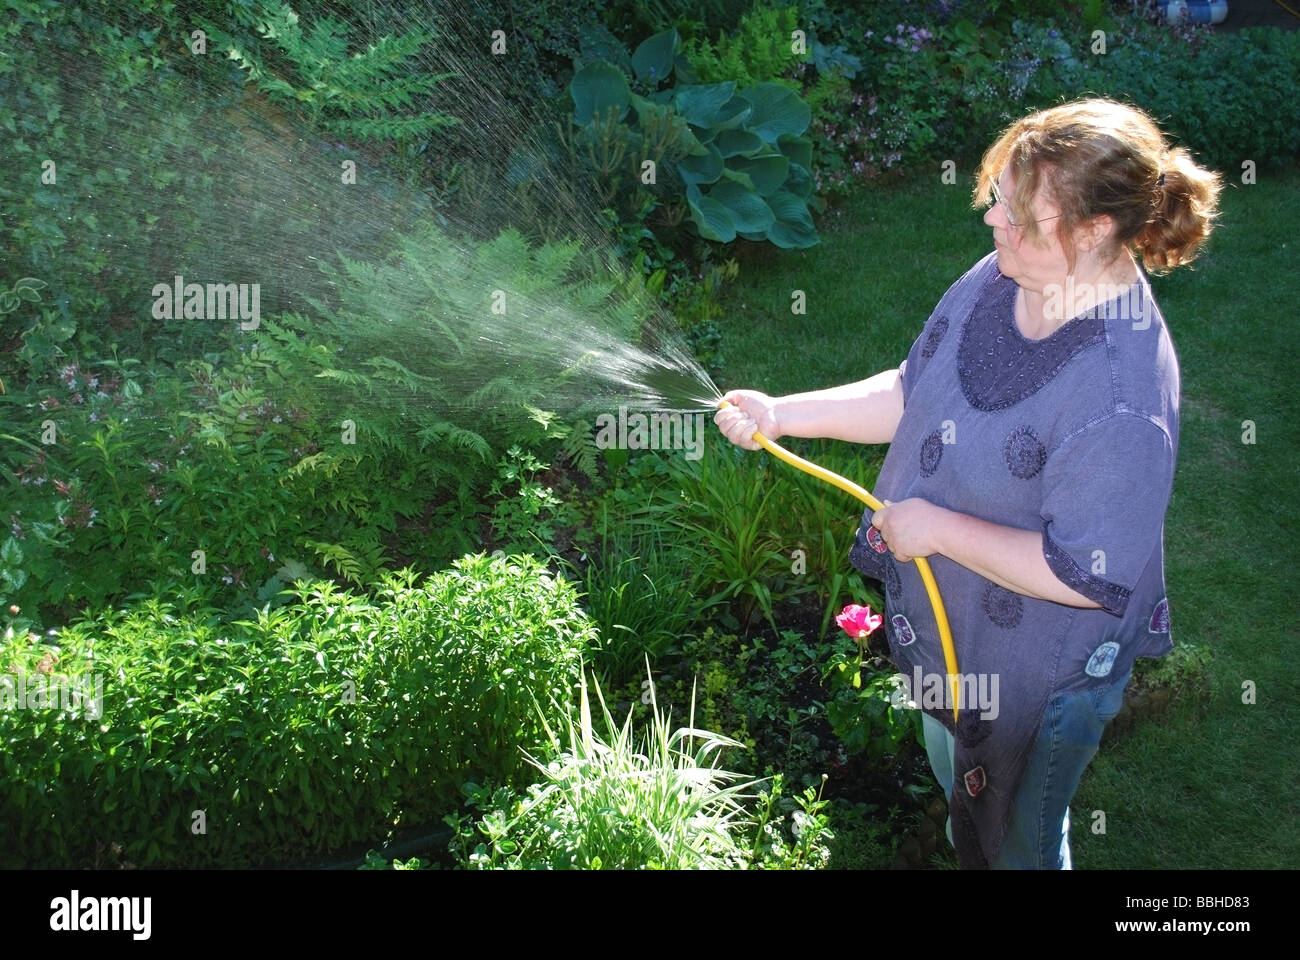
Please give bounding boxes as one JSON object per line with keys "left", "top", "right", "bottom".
{"left": 718, "top": 400, "right": 961, "bottom": 721}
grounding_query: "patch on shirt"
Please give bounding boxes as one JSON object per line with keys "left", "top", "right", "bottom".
{"left": 866, "top": 524, "right": 888, "bottom": 554}
{"left": 919, "top": 431, "right": 945, "bottom": 477}
{"left": 1085, "top": 640, "right": 1121, "bottom": 678}
{"left": 921, "top": 315, "right": 950, "bottom": 358}
{"left": 890, "top": 613, "right": 916, "bottom": 646}
{"left": 1148, "top": 597, "right": 1170, "bottom": 634}
{"left": 1003, "top": 424, "right": 1047, "bottom": 479}
{"left": 981, "top": 583, "right": 1023, "bottom": 629}
{"left": 963, "top": 765, "right": 987, "bottom": 798}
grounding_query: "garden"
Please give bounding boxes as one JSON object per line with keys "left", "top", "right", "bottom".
{"left": 2, "top": 0, "right": 1297, "bottom": 870}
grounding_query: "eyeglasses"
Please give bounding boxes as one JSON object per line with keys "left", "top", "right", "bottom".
{"left": 989, "top": 176, "right": 1061, "bottom": 229}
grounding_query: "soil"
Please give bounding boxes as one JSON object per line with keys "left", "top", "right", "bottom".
{"left": 728, "top": 591, "right": 938, "bottom": 819}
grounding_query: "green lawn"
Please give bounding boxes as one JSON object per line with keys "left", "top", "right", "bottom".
{"left": 716, "top": 164, "right": 1300, "bottom": 869}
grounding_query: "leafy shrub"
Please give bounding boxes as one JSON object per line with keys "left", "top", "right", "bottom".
{"left": 2, "top": 358, "right": 220, "bottom": 624}
{"left": 851, "top": 19, "right": 1011, "bottom": 169}
{"left": 1, "top": 0, "right": 460, "bottom": 388}
{"left": 635, "top": 626, "right": 761, "bottom": 761}
{"left": 1, "top": 349, "right": 373, "bottom": 625}
{"left": 1131, "top": 640, "right": 1212, "bottom": 699}
{"left": 402, "top": 0, "right": 610, "bottom": 105}
{"left": 595, "top": 204, "right": 738, "bottom": 377}
{"left": 0, "top": 555, "right": 597, "bottom": 867}
{"left": 560, "top": 27, "right": 820, "bottom": 249}
{"left": 487, "top": 445, "right": 574, "bottom": 555}
{"left": 2, "top": 207, "right": 666, "bottom": 625}
{"left": 644, "top": 621, "right": 919, "bottom": 785}
{"left": 677, "top": 1, "right": 873, "bottom": 203}
{"left": 793, "top": 3, "right": 1299, "bottom": 179}
{"left": 823, "top": 798, "right": 900, "bottom": 869}
{"left": 0, "top": 1, "right": 238, "bottom": 386}
{"left": 821, "top": 658, "right": 923, "bottom": 760}
{"left": 802, "top": 73, "right": 882, "bottom": 195}
{"left": 1052, "top": 24, "right": 1300, "bottom": 171}
{"left": 258, "top": 217, "right": 656, "bottom": 538}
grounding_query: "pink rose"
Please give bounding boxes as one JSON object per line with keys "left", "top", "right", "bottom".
{"left": 836, "top": 603, "right": 883, "bottom": 639}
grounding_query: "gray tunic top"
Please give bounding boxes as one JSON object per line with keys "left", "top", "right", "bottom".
{"left": 848, "top": 250, "right": 1178, "bottom": 868}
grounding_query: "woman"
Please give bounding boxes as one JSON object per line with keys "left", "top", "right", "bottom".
{"left": 714, "top": 99, "right": 1222, "bottom": 869}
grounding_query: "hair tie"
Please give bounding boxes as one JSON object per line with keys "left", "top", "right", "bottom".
{"left": 1156, "top": 172, "right": 1166, "bottom": 186}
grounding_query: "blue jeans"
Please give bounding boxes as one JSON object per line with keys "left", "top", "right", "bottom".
{"left": 921, "top": 667, "right": 1132, "bottom": 869}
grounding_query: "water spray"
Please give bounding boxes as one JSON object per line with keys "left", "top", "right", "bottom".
{"left": 716, "top": 399, "right": 961, "bottom": 721}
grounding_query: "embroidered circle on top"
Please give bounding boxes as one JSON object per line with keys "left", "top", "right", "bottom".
{"left": 981, "top": 583, "right": 1023, "bottom": 629}
{"left": 955, "top": 711, "right": 993, "bottom": 748}
{"left": 919, "top": 430, "right": 944, "bottom": 477}
{"left": 921, "top": 315, "right": 950, "bottom": 358}
{"left": 885, "top": 557, "right": 902, "bottom": 600}
{"left": 1148, "top": 597, "right": 1170, "bottom": 633}
{"left": 1085, "top": 640, "right": 1121, "bottom": 678}
{"left": 1003, "top": 424, "right": 1047, "bottom": 479}
{"left": 890, "top": 613, "right": 916, "bottom": 646}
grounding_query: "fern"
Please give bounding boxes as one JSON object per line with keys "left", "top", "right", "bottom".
{"left": 207, "top": 1, "right": 457, "bottom": 145}
{"left": 303, "top": 536, "right": 389, "bottom": 586}
{"left": 561, "top": 418, "right": 600, "bottom": 480}
{"left": 414, "top": 422, "right": 493, "bottom": 462}
{"left": 682, "top": 4, "right": 804, "bottom": 91}
{"left": 260, "top": 209, "right": 654, "bottom": 548}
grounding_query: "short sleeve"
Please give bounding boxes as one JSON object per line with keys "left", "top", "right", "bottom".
{"left": 1040, "top": 414, "right": 1175, "bottom": 617}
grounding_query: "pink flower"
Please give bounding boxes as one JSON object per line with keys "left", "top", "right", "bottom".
{"left": 836, "top": 604, "right": 883, "bottom": 639}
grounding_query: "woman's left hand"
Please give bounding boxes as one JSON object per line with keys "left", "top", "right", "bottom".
{"left": 870, "top": 498, "right": 949, "bottom": 563}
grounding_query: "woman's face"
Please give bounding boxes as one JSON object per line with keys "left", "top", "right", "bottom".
{"left": 983, "top": 166, "right": 1067, "bottom": 293}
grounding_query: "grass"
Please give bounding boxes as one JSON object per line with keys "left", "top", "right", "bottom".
{"left": 715, "top": 163, "right": 1300, "bottom": 868}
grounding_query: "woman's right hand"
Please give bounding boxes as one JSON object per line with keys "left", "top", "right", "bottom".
{"left": 714, "top": 389, "right": 782, "bottom": 451}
